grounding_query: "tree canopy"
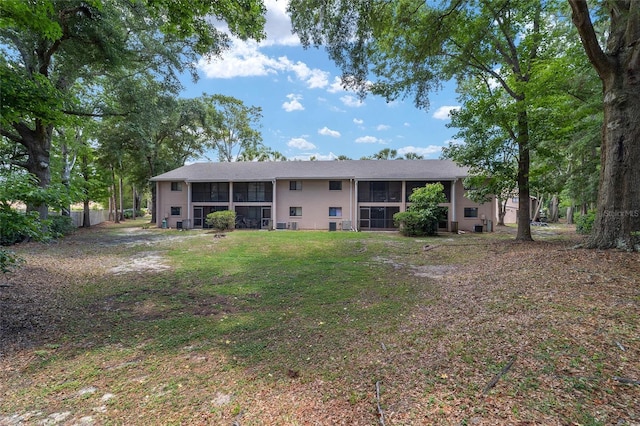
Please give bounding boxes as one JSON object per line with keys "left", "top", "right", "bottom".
{"left": 0, "top": 0, "right": 267, "bottom": 221}
{"left": 288, "top": 0, "right": 570, "bottom": 241}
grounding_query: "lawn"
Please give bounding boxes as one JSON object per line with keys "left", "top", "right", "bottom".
{"left": 1, "top": 221, "right": 638, "bottom": 425}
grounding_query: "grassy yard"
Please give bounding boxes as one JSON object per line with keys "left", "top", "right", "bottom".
{"left": 1, "top": 222, "right": 638, "bottom": 425}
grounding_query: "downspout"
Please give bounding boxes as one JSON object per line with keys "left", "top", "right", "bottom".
{"left": 354, "top": 179, "right": 358, "bottom": 231}
{"left": 186, "top": 181, "right": 191, "bottom": 229}
{"left": 156, "top": 181, "right": 161, "bottom": 227}
{"left": 451, "top": 179, "right": 458, "bottom": 231}
{"left": 349, "top": 178, "right": 353, "bottom": 230}
{"left": 272, "top": 179, "right": 277, "bottom": 230}
{"left": 401, "top": 181, "right": 407, "bottom": 212}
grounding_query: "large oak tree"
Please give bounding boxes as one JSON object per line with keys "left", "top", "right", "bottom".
{"left": 568, "top": 1, "right": 640, "bottom": 249}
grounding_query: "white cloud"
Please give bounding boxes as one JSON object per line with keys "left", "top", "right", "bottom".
{"left": 287, "top": 137, "right": 316, "bottom": 150}
{"left": 198, "top": 41, "right": 278, "bottom": 78}
{"left": 404, "top": 122, "right": 411, "bottom": 127}
{"left": 279, "top": 57, "right": 330, "bottom": 88}
{"left": 376, "top": 124, "right": 390, "bottom": 131}
{"left": 398, "top": 145, "right": 443, "bottom": 157}
{"left": 197, "top": 41, "right": 329, "bottom": 89}
{"left": 262, "top": 0, "right": 300, "bottom": 46}
{"left": 340, "top": 95, "right": 365, "bottom": 108}
{"left": 432, "top": 105, "right": 461, "bottom": 120}
{"left": 318, "top": 127, "right": 341, "bottom": 138}
{"left": 353, "top": 118, "right": 364, "bottom": 125}
{"left": 289, "top": 152, "right": 338, "bottom": 161}
{"left": 282, "top": 94, "right": 304, "bottom": 112}
{"left": 355, "top": 136, "right": 384, "bottom": 144}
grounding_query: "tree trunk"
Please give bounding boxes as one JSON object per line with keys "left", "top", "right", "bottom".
{"left": 80, "top": 150, "right": 91, "bottom": 228}
{"left": 515, "top": 108, "right": 533, "bottom": 241}
{"left": 569, "top": 0, "right": 640, "bottom": 250}
{"left": 111, "top": 167, "right": 120, "bottom": 224}
{"left": 589, "top": 78, "right": 640, "bottom": 249}
{"left": 119, "top": 177, "right": 125, "bottom": 221}
{"left": 60, "top": 138, "right": 76, "bottom": 217}
{"left": 567, "top": 206, "right": 574, "bottom": 225}
{"left": 132, "top": 185, "right": 137, "bottom": 220}
{"left": 83, "top": 200, "right": 91, "bottom": 228}
{"left": 549, "top": 195, "right": 559, "bottom": 222}
{"left": 497, "top": 197, "right": 507, "bottom": 226}
{"left": 16, "top": 121, "right": 53, "bottom": 221}
{"left": 532, "top": 194, "right": 544, "bottom": 222}
{"left": 108, "top": 194, "right": 114, "bottom": 221}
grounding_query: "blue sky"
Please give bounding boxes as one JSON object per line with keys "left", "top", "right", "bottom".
{"left": 179, "top": 0, "right": 461, "bottom": 161}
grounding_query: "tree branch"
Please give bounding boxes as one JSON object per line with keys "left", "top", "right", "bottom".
{"left": 0, "top": 127, "right": 23, "bottom": 144}
{"left": 568, "top": 0, "right": 612, "bottom": 77}
{"left": 61, "top": 110, "right": 128, "bottom": 118}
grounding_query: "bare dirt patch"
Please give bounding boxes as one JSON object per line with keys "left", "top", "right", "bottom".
{"left": 108, "top": 251, "right": 171, "bottom": 274}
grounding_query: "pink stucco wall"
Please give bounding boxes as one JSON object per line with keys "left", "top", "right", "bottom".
{"left": 155, "top": 178, "right": 495, "bottom": 232}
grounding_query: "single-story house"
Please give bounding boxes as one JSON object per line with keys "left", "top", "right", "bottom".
{"left": 149, "top": 159, "right": 496, "bottom": 232}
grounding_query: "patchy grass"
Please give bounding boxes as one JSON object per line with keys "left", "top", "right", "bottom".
{"left": 1, "top": 223, "right": 639, "bottom": 425}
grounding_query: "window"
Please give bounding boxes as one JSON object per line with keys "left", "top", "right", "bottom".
{"left": 290, "top": 180, "right": 302, "bottom": 190}
{"left": 358, "top": 181, "right": 402, "bottom": 202}
{"left": 464, "top": 207, "right": 478, "bottom": 218}
{"left": 329, "top": 207, "right": 342, "bottom": 217}
{"left": 329, "top": 180, "right": 342, "bottom": 190}
{"left": 171, "top": 206, "right": 182, "bottom": 216}
{"left": 289, "top": 207, "right": 302, "bottom": 216}
{"left": 192, "top": 182, "right": 229, "bottom": 202}
{"left": 171, "top": 182, "right": 182, "bottom": 191}
{"left": 233, "top": 182, "right": 273, "bottom": 202}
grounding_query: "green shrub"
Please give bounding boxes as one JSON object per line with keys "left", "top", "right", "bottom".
{"left": 394, "top": 211, "right": 426, "bottom": 236}
{"left": 575, "top": 210, "right": 596, "bottom": 235}
{"left": 0, "top": 208, "right": 43, "bottom": 245}
{"left": 206, "top": 210, "right": 236, "bottom": 232}
{"left": 0, "top": 248, "right": 24, "bottom": 275}
{"left": 123, "top": 209, "right": 146, "bottom": 219}
{"left": 394, "top": 183, "right": 446, "bottom": 237}
{"left": 48, "top": 214, "right": 75, "bottom": 237}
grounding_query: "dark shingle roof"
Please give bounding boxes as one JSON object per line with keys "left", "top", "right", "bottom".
{"left": 150, "top": 159, "right": 468, "bottom": 182}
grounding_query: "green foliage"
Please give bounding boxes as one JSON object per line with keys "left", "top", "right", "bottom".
{"left": 48, "top": 215, "right": 76, "bottom": 238}
{"left": 123, "top": 209, "right": 147, "bottom": 219}
{"left": 203, "top": 94, "right": 264, "bottom": 162}
{"left": 0, "top": 207, "right": 42, "bottom": 246}
{"left": 0, "top": 62, "right": 65, "bottom": 126}
{"left": 0, "top": 247, "right": 24, "bottom": 275}
{"left": 0, "top": 173, "right": 76, "bottom": 244}
{"left": 394, "top": 183, "right": 446, "bottom": 236}
{"left": 0, "top": 174, "right": 51, "bottom": 245}
{"left": 0, "top": 0, "right": 62, "bottom": 40}
{"left": 576, "top": 210, "right": 596, "bottom": 235}
{"left": 205, "top": 210, "right": 237, "bottom": 233}
{"left": 393, "top": 211, "right": 430, "bottom": 236}
{"left": 0, "top": 0, "right": 267, "bottom": 224}
{"left": 442, "top": 76, "right": 518, "bottom": 206}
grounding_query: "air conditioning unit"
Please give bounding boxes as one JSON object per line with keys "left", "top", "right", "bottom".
{"left": 342, "top": 220, "right": 352, "bottom": 231}
{"left": 289, "top": 221, "right": 298, "bottom": 230}
{"left": 276, "top": 222, "right": 287, "bottom": 230}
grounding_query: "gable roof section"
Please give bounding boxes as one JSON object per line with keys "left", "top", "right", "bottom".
{"left": 150, "top": 159, "right": 468, "bottom": 182}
